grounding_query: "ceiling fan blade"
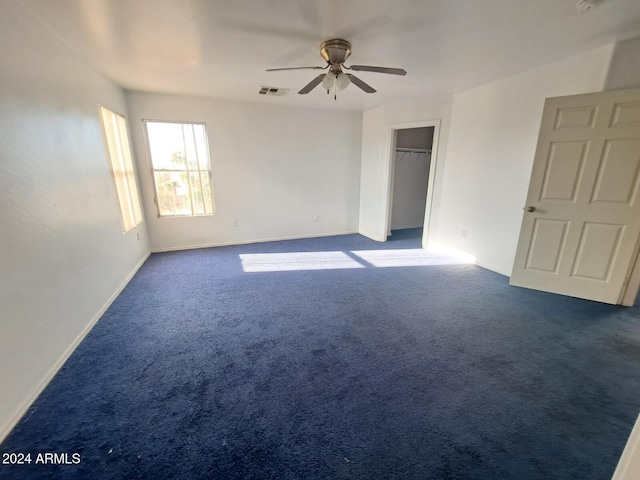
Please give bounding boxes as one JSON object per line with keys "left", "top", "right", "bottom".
{"left": 266, "top": 66, "right": 326, "bottom": 72}
{"left": 349, "top": 65, "right": 407, "bottom": 75}
{"left": 347, "top": 74, "right": 376, "bottom": 93}
{"left": 298, "top": 74, "right": 326, "bottom": 94}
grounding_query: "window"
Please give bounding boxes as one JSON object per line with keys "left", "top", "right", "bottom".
{"left": 99, "top": 105, "right": 143, "bottom": 233}
{"left": 143, "top": 120, "right": 215, "bottom": 217}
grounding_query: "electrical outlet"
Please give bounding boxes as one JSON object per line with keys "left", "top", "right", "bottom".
{"left": 232, "top": 220, "right": 238, "bottom": 227}
{"left": 462, "top": 229, "right": 467, "bottom": 238}
{"left": 313, "top": 214, "right": 319, "bottom": 222}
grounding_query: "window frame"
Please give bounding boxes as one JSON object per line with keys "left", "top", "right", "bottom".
{"left": 142, "top": 119, "right": 216, "bottom": 218}
{"left": 98, "top": 104, "right": 143, "bottom": 233}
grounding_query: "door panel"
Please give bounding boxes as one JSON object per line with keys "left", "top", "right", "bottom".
{"left": 591, "top": 139, "right": 640, "bottom": 204}
{"left": 553, "top": 105, "right": 598, "bottom": 129}
{"left": 610, "top": 101, "right": 640, "bottom": 127}
{"left": 570, "top": 222, "right": 623, "bottom": 281}
{"left": 510, "top": 88, "right": 640, "bottom": 304}
{"left": 539, "top": 141, "right": 588, "bottom": 201}
{"left": 525, "top": 219, "right": 569, "bottom": 273}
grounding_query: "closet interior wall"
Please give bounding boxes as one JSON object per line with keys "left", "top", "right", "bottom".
{"left": 390, "top": 127, "right": 434, "bottom": 231}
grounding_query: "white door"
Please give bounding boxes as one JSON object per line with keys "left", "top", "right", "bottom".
{"left": 510, "top": 87, "right": 640, "bottom": 304}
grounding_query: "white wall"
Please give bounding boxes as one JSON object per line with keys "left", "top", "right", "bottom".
{"left": 433, "top": 45, "right": 615, "bottom": 275}
{"left": 605, "top": 37, "right": 640, "bottom": 91}
{"left": 613, "top": 414, "right": 640, "bottom": 480}
{"left": 126, "top": 92, "right": 362, "bottom": 251}
{"left": 0, "top": 1, "right": 150, "bottom": 441}
{"left": 359, "top": 106, "right": 387, "bottom": 240}
{"left": 396, "top": 127, "right": 434, "bottom": 150}
{"left": 359, "top": 97, "right": 452, "bottom": 242}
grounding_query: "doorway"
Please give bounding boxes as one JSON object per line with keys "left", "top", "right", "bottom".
{"left": 385, "top": 121, "right": 440, "bottom": 247}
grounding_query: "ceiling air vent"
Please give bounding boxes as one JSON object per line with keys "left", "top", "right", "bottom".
{"left": 259, "top": 86, "right": 289, "bottom": 96}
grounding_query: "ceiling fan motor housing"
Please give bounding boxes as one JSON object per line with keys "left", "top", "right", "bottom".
{"left": 320, "top": 39, "right": 352, "bottom": 65}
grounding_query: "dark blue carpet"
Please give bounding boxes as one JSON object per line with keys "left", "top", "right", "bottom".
{"left": 2, "top": 229, "right": 640, "bottom": 479}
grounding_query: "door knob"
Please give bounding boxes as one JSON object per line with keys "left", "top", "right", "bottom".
{"left": 526, "top": 206, "right": 536, "bottom": 212}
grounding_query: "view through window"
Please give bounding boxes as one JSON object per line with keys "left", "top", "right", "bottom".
{"left": 144, "top": 121, "right": 215, "bottom": 217}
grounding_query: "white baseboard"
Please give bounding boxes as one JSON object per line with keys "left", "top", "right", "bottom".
{"left": 151, "top": 231, "right": 360, "bottom": 253}
{"left": 0, "top": 251, "right": 151, "bottom": 444}
{"left": 473, "top": 261, "right": 510, "bottom": 278}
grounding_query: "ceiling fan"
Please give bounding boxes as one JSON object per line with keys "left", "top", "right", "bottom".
{"left": 266, "top": 39, "right": 406, "bottom": 98}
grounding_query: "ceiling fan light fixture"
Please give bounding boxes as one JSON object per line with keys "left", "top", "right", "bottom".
{"left": 322, "top": 73, "right": 335, "bottom": 89}
{"left": 336, "top": 72, "right": 350, "bottom": 91}
{"left": 266, "top": 38, "right": 406, "bottom": 98}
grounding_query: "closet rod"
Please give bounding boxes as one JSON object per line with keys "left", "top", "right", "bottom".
{"left": 395, "top": 147, "right": 431, "bottom": 154}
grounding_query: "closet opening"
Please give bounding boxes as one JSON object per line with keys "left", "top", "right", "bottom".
{"left": 386, "top": 124, "right": 437, "bottom": 247}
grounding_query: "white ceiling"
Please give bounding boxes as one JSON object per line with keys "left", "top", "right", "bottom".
{"left": 18, "top": 0, "right": 640, "bottom": 112}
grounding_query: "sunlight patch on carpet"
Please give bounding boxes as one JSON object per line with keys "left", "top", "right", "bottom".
{"left": 240, "top": 251, "right": 365, "bottom": 272}
{"left": 350, "top": 247, "right": 475, "bottom": 268}
{"left": 239, "top": 246, "right": 474, "bottom": 272}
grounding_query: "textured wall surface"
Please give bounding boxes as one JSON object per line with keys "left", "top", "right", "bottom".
{"left": 0, "top": 1, "right": 149, "bottom": 439}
